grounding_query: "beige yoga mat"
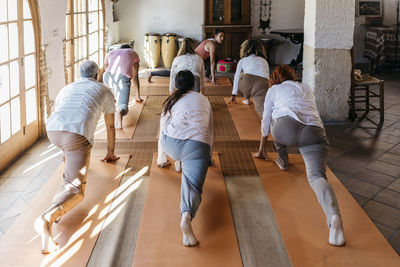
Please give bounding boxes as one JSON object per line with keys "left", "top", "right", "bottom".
{"left": 132, "top": 153, "right": 242, "bottom": 267}
{"left": 0, "top": 154, "right": 130, "bottom": 267}
{"left": 253, "top": 153, "right": 400, "bottom": 267}
{"left": 140, "top": 77, "right": 232, "bottom": 88}
{"left": 94, "top": 96, "right": 147, "bottom": 140}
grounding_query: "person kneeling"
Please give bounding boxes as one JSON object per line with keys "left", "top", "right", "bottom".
{"left": 157, "top": 70, "right": 214, "bottom": 246}
{"left": 255, "top": 65, "right": 345, "bottom": 246}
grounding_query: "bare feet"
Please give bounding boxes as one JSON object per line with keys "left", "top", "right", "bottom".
{"left": 157, "top": 160, "right": 171, "bottom": 168}
{"left": 115, "top": 111, "right": 122, "bottom": 129}
{"left": 135, "top": 98, "right": 143, "bottom": 103}
{"left": 329, "top": 215, "right": 346, "bottom": 246}
{"left": 147, "top": 72, "right": 153, "bottom": 83}
{"left": 34, "top": 216, "right": 59, "bottom": 254}
{"left": 180, "top": 212, "right": 198, "bottom": 247}
{"left": 175, "top": 161, "right": 182, "bottom": 173}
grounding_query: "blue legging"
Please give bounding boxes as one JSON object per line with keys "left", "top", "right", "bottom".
{"left": 160, "top": 134, "right": 211, "bottom": 218}
{"left": 103, "top": 71, "right": 131, "bottom": 115}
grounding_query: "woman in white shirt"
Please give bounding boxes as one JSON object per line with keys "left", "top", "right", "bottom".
{"left": 229, "top": 39, "right": 270, "bottom": 117}
{"left": 147, "top": 38, "right": 205, "bottom": 94}
{"left": 158, "top": 70, "right": 214, "bottom": 247}
{"left": 255, "top": 65, "right": 345, "bottom": 246}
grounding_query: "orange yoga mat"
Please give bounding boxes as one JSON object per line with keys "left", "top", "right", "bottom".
{"left": 253, "top": 153, "right": 400, "bottom": 267}
{"left": 140, "top": 77, "right": 232, "bottom": 88}
{"left": 132, "top": 153, "right": 242, "bottom": 267}
{"left": 94, "top": 97, "right": 147, "bottom": 140}
{"left": 0, "top": 155, "right": 130, "bottom": 267}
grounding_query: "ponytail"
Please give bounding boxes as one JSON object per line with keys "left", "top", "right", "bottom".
{"left": 162, "top": 70, "right": 195, "bottom": 115}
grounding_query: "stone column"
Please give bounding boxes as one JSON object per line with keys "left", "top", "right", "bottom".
{"left": 303, "top": 0, "right": 355, "bottom": 121}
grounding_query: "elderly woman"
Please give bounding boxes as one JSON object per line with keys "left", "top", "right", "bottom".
{"left": 255, "top": 65, "right": 345, "bottom": 246}
{"left": 228, "top": 39, "right": 270, "bottom": 117}
{"left": 158, "top": 70, "right": 213, "bottom": 247}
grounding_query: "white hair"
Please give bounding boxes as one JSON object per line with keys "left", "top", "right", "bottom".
{"left": 79, "top": 60, "right": 99, "bottom": 78}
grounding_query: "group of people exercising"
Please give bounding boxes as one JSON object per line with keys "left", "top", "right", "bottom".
{"left": 35, "top": 28, "right": 345, "bottom": 254}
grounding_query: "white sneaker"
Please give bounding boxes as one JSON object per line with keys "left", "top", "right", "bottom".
{"left": 275, "top": 158, "right": 288, "bottom": 170}
{"left": 242, "top": 99, "right": 250, "bottom": 105}
{"left": 329, "top": 215, "right": 346, "bottom": 246}
{"left": 175, "top": 161, "right": 182, "bottom": 173}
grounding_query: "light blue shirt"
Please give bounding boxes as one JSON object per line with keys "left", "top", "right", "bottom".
{"left": 261, "top": 80, "right": 324, "bottom": 137}
{"left": 46, "top": 78, "right": 115, "bottom": 145}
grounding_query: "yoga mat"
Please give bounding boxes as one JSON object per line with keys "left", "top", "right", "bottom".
{"left": 0, "top": 154, "right": 130, "bottom": 267}
{"left": 95, "top": 96, "right": 147, "bottom": 140}
{"left": 140, "top": 77, "right": 232, "bottom": 88}
{"left": 253, "top": 153, "right": 400, "bottom": 267}
{"left": 224, "top": 97, "right": 273, "bottom": 141}
{"left": 132, "top": 153, "right": 242, "bottom": 267}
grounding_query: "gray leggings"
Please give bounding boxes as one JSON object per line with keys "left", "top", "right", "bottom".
{"left": 238, "top": 73, "right": 269, "bottom": 117}
{"left": 271, "top": 116, "right": 340, "bottom": 226}
{"left": 103, "top": 71, "right": 131, "bottom": 115}
{"left": 160, "top": 134, "right": 211, "bottom": 218}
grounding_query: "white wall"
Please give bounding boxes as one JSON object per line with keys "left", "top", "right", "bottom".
{"left": 116, "top": 0, "right": 204, "bottom": 66}
{"left": 251, "top": 0, "right": 305, "bottom": 65}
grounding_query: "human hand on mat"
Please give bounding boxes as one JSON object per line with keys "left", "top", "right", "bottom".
{"left": 253, "top": 150, "right": 271, "bottom": 161}
{"left": 228, "top": 96, "right": 237, "bottom": 104}
{"left": 158, "top": 160, "right": 171, "bottom": 168}
{"left": 102, "top": 152, "right": 120, "bottom": 162}
{"left": 212, "top": 78, "right": 218, "bottom": 86}
{"left": 135, "top": 98, "right": 143, "bottom": 103}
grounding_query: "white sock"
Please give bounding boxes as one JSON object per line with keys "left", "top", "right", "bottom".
{"left": 175, "top": 161, "right": 182, "bottom": 173}
{"left": 329, "top": 214, "right": 345, "bottom": 246}
{"left": 180, "top": 212, "right": 198, "bottom": 246}
{"left": 242, "top": 99, "right": 250, "bottom": 105}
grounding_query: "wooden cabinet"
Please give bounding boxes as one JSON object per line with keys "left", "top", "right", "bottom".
{"left": 203, "top": 0, "right": 252, "bottom": 60}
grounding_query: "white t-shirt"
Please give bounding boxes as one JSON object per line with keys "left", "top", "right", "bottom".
{"left": 261, "top": 80, "right": 324, "bottom": 137}
{"left": 169, "top": 54, "right": 205, "bottom": 94}
{"left": 160, "top": 90, "right": 213, "bottom": 147}
{"left": 46, "top": 78, "right": 116, "bottom": 145}
{"left": 232, "top": 54, "right": 270, "bottom": 95}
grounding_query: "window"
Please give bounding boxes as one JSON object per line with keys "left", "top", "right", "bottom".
{"left": 65, "top": 0, "right": 105, "bottom": 83}
{"left": 0, "top": 0, "right": 37, "bottom": 144}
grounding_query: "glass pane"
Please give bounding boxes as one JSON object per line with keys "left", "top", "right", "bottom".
{"left": 74, "top": 62, "right": 79, "bottom": 80}
{"left": 9, "top": 23, "right": 18, "bottom": 60}
{"left": 25, "top": 88, "right": 36, "bottom": 124}
{"left": 24, "top": 21, "right": 35, "bottom": 54}
{"left": 66, "top": 40, "right": 73, "bottom": 65}
{"left": 99, "top": 10, "right": 104, "bottom": 29}
{"left": 81, "top": 37, "right": 87, "bottom": 60}
{"left": 99, "top": 48, "right": 103, "bottom": 66}
{"left": 66, "top": 15, "right": 72, "bottom": 39}
{"left": 88, "top": 12, "right": 98, "bottom": 33}
{"left": 89, "top": 32, "right": 98, "bottom": 54}
{"left": 10, "top": 97, "right": 20, "bottom": 134}
{"left": 212, "top": 0, "right": 224, "bottom": 22}
{"left": 0, "top": 0, "right": 7, "bottom": 23}
{"left": 74, "top": 0, "right": 86, "bottom": 13}
{"left": 99, "top": 29, "right": 103, "bottom": 49}
{"left": 231, "top": 0, "right": 242, "bottom": 21}
{"left": 0, "top": 64, "right": 10, "bottom": 104}
{"left": 0, "top": 25, "right": 8, "bottom": 63}
{"left": 0, "top": 102, "right": 11, "bottom": 143}
{"left": 23, "top": 0, "right": 32, "bottom": 19}
{"left": 88, "top": 0, "right": 98, "bottom": 11}
{"left": 25, "top": 55, "right": 35, "bottom": 89}
{"left": 7, "top": 0, "right": 17, "bottom": 21}
{"left": 10, "top": 60, "right": 18, "bottom": 97}
{"left": 89, "top": 51, "right": 98, "bottom": 63}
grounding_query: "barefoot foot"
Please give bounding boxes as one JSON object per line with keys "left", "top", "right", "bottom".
{"left": 329, "top": 215, "right": 345, "bottom": 246}
{"left": 175, "top": 161, "right": 182, "bottom": 173}
{"left": 147, "top": 72, "right": 153, "bottom": 83}
{"left": 180, "top": 212, "right": 198, "bottom": 247}
{"left": 34, "top": 216, "right": 59, "bottom": 254}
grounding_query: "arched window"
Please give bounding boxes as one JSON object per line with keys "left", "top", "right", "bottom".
{"left": 65, "top": 0, "right": 105, "bottom": 83}
{"left": 0, "top": 0, "right": 39, "bottom": 169}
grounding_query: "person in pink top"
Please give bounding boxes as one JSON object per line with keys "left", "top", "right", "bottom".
{"left": 103, "top": 44, "right": 143, "bottom": 129}
{"left": 195, "top": 28, "right": 225, "bottom": 86}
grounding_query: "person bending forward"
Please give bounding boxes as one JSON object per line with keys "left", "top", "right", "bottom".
{"left": 157, "top": 70, "right": 214, "bottom": 246}
{"left": 229, "top": 39, "right": 270, "bottom": 117}
{"left": 35, "top": 61, "right": 119, "bottom": 254}
{"left": 255, "top": 65, "right": 345, "bottom": 246}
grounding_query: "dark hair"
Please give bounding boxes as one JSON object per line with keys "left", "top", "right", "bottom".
{"left": 269, "top": 65, "right": 297, "bottom": 87}
{"left": 162, "top": 70, "right": 195, "bottom": 115}
{"left": 214, "top": 28, "right": 225, "bottom": 36}
{"left": 120, "top": 44, "right": 132, "bottom": 49}
{"left": 240, "top": 39, "right": 267, "bottom": 59}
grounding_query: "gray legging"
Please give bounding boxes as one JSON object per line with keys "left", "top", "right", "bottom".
{"left": 160, "top": 134, "right": 211, "bottom": 218}
{"left": 238, "top": 73, "right": 269, "bottom": 118}
{"left": 271, "top": 116, "right": 341, "bottom": 226}
{"left": 103, "top": 71, "right": 131, "bottom": 115}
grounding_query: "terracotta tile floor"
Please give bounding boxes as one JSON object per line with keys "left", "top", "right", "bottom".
{"left": 0, "top": 72, "right": 399, "bottom": 256}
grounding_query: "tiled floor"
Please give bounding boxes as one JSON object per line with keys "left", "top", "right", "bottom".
{"left": 0, "top": 72, "right": 399, "bottom": 256}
